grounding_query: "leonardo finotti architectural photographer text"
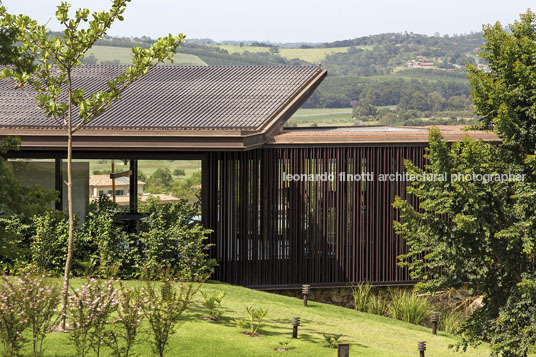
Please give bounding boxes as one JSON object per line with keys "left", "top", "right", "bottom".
{"left": 282, "top": 172, "right": 525, "bottom": 183}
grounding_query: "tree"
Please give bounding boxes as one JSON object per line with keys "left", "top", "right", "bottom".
{"left": 146, "top": 168, "right": 174, "bottom": 192}
{"left": 394, "top": 11, "right": 536, "bottom": 355}
{"left": 467, "top": 10, "right": 536, "bottom": 159}
{"left": 352, "top": 100, "right": 377, "bottom": 120}
{"left": 0, "top": 0, "right": 184, "bottom": 329}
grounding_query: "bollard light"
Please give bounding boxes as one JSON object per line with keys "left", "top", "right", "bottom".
{"left": 292, "top": 317, "right": 301, "bottom": 338}
{"left": 418, "top": 341, "right": 426, "bottom": 357}
{"left": 431, "top": 312, "right": 440, "bottom": 335}
{"left": 302, "top": 284, "right": 310, "bottom": 306}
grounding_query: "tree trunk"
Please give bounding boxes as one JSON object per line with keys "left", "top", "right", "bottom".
{"left": 61, "top": 70, "right": 74, "bottom": 330}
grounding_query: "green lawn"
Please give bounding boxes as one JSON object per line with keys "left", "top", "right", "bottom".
{"left": 216, "top": 45, "right": 352, "bottom": 63}
{"left": 87, "top": 45, "right": 207, "bottom": 66}
{"left": 24, "top": 279, "right": 491, "bottom": 356}
{"left": 285, "top": 108, "right": 356, "bottom": 127}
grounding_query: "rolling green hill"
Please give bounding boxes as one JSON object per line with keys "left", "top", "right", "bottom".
{"left": 216, "top": 44, "right": 352, "bottom": 63}
{"left": 34, "top": 279, "right": 491, "bottom": 356}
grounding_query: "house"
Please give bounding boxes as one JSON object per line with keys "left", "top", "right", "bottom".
{"left": 90, "top": 174, "right": 144, "bottom": 200}
{"left": 0, "top": 65, "right": 499, "bottom": 288}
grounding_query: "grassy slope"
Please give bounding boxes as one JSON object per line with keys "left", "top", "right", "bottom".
{"left": 217, "top": 45, "right": 351, "bottom": 63}
{"left": 286, "top": 108, "right": 355, "bottom": 127}
{"left": 31, "top": 279, "right": 490, "bottom": 357}
{"left": 87, "top": 45, "right": 207, "bottom": 65}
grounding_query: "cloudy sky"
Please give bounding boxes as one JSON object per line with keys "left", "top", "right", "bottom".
{"left": 3, "top": 0, "right": 534, "bottom": 43}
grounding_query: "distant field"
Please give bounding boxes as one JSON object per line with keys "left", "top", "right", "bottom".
{"left": 85, "top": 159, "right": 202, "bottom": 180}
{"left": 87, "top": 45, "right": 207, "bottom": 66}
{"left": 285, "top": 108, "right": 355, "bottom": 127}
{"left": 217, "top": 45, "right": 351, "bottom": 63}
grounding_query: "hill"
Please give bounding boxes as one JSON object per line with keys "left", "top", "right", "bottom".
{"left": 38, "top": 279, "right": 490, "bottom": 356}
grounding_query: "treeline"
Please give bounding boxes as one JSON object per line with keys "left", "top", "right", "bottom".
{"left": 304, "top": 74, "right": 471, "bottom": 109}
{"left": 178, "top": 44, "right": 308, "bottom": 66}
{"left": 318, "top": 32, "right": 483, "bottom": 51}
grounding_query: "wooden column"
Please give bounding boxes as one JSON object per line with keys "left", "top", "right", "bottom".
{"left": 201, "top": 154, "right": 209, "bottom": 226}
{"left": 129, "top": 159, "right": 138, "bottom": 213}
{"left": 55, "top": 158, "right": 63, "bottom": 210}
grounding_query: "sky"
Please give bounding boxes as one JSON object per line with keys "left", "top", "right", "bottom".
{"left": 3, "top": 0, "right": 535, "bottom": 43}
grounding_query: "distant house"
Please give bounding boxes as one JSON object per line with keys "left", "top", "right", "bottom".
{"left": 89, "top": 174, "right": 180, "bottom": 208}
{"left": 90, "top": 174, "right": 144, "bottom": 199}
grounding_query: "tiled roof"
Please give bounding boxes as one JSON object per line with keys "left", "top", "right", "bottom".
{"left": 89, "top": 174, "right": 144, "bottom": 187}
{"left": 0, "top": 65, "right": 324, "bottom": 131}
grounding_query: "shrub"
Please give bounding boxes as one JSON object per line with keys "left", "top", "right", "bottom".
{"left": 7, "top": 271, "right": 61, "bottom": 357}
{"left": 142, "top": 277, "right": 199, "bottom": 357}
{"left": 366, "top": 295, "right": 388, "bottom": 316}
{"left": 233, "top": 306, "right": 268, "bottom": 336}
{"left": 200, "top": 291, "right": 226, "bottom": 321}
{"left": 322, "top": 334, "right": 343, "bottom": 349}
{"left": 438, "top": 309, "right": 466, "bottom": 334}
{"left": 137, "top": 200, "right": 215, "bottom": 280}
{"left": 388, "top": 289, "right": 431, "bottom": 325}
{"left": 30, "top": 211, "right": 70, "bottom": 274}
{"left": 0, "top": 278, "right": 29, "bottom": 356}
{"left": 104, "top": 283, "right": 144, "bottom": 357}
{"left": 81, "top": 196, "right": 133, "bottom": 278}
{"left": 350, "top": 282, "right": 371, "bottom": 312}
{"left": 0, "top": 216, "right": 30, "bottom": 273}
{"left": 68, "top": 278, "right": 119, "bottom": 357}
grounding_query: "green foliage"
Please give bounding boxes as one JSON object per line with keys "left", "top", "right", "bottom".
{"left": 467, "top": 10, "right": 536, "bottom": 158}
{"left": 387, "top": 289, "right": 431, "bottom": 325}
{"left": 0, "top": 279, "right": 29, "bottom": 356}
{"left": 350, "top": 282, "right": 371, "bottom": 312}
{"left": 322, "top": 333, "right": 342, "bottom": 349}
{"left": 142, "top": 277, "right": 199, "bottom": 357}
{"left": 171, "top": 171, "right": 201, "bottom": 204}
{"left": 137, "top": 199, "right": 214, "bottom": 280}
{"left": 366, "top": 295, "right": 388, "bottom": 316}
{"left": 104, "top": 283, "right": 144, "bottom": 357}
{"left": 81, "top": 196, "right": 132, "bottom": 277}
{"left": 234, "top": 306, "right": 268, "bottom": 335}
{"left": 438, "top": 310, "right": 466, "bottom": 335}
{"left": 145, "top": 168, "right": 174, "bottom": 192}
{"left": 4, "top": 270, "right": 61, "bottom": 357}
{"left": 172, "top": 169, "right": 185, "bottom": 176}
{"left": 30, "top": 211, "right": 71, "bottom": 274}
{"left": 486, "top": 275, "right": 536, "bottom": 356}
{"left": 0, "top": 217, "right": 29, "bottom": 272}
{"left": 352, "top": 101, "right": 377, "bottom": 120}
{"left": 321, "top": 32, "right": 482, "bottom": 76}
{"left": 200, "top": 290, "right": 226, "bottom": 321}
{"left": 0, "top": 271, "right": 61, "bottom": 357}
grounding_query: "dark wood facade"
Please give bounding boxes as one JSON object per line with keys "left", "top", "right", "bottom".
{"left": 205, "top": 144, "right": 427, "bottom": 288}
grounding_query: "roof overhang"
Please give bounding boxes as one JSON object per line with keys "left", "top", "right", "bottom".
{"left": 0, "top": 67, "right": 327, "bottom": 153}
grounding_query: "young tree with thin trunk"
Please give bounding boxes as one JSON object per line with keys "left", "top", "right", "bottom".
{"left": 0, "top": 0, "right": 184, "bottom": 329}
